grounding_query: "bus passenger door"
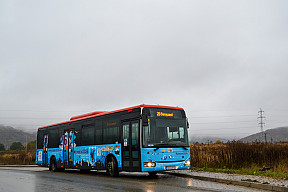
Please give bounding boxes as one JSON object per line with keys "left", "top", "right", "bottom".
{"left": 43, "top": 134, "right": 48, "bottom": 166}
{"left": 122, "top": 120, "right": 140, "bottom": 172}
{"left": 63, "top": 130, "right": 75, "bottom": 168}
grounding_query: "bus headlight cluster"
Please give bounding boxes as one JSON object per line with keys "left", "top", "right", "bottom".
{"left": 144, "top": 162, "right": 156, "bottom": 167}
{"left": 185, "top": 160, "right": 190, "bottom": 165}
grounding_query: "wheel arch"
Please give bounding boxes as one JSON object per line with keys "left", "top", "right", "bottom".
{"left": 105, "top": 154, "right": 118, "bottom": 168}
{"left": 49, "top": 155, "right": 56, "bottom": 164}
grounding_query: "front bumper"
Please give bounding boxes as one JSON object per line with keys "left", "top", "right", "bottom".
{"left": 142, "top": 161, "right": 191, "bottom": 172}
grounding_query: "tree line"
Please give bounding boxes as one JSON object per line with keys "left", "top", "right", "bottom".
{"left": 0, "top": 140, "right": 36, "bottom": 151}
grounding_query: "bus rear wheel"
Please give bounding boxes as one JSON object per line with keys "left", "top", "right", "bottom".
{"left": 50, "top": 157, "right": 59, "bottom": 172}
{"left": 107, "top": 157, "right": 119, "bottom": 177}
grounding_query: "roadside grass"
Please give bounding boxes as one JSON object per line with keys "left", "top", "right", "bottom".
{"left": 190, "top": 166, "right": 288, "bottom": 179}
{"left": 190, "top": 142, "right": 288, "bottom": 179}
{"left": 0, "top": 150, "right": 35, "bottom": 165}
{"left": 241, "top": 179, "right": 260, "bottom": 183}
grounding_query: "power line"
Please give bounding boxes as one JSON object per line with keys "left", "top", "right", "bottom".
{"left": 0, "top": 109, "right": 88, "bottom": 113}
{"left": 0, "top": 117, "right": 66, "bottom": 119}
{"left": 189, "top": 115, "right": 256, "bottom": 118}
{"left": 192, "top": 133, "right": 252, "bottom": 136}
{"left": 258, "top": 108, "right": 265, "bottom": 133}
{"left": 192, "top": 126, "right": 258, "bottom": 131}
{"left": 190, "top": 120, "right": 256, "bottom": 124}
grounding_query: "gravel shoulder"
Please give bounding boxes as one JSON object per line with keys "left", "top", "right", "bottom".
{"left": 166, "top": 169, "right": 288, "bottom": 192}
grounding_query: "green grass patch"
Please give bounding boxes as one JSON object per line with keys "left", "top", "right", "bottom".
{"left": 241, "top": 179, "right": 259, "bottom": 183}
{"left": 190, "top": 167, "right": 288, "bottom": 179}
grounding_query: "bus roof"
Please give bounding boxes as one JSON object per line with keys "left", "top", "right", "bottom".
{"left": 38, "top": 104, "right": 184, "bottom": 129}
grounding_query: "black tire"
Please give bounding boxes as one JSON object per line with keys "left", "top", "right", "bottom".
{"left": 107, "top": 157, "right": 119, "bottom": 177}
{"left": 80, "top": 169, "right": 90, "bottom": 173}
{"left": 58, "top": 168, "right": 65, "bottom": 172}
{"left": 148, "top": 171, "right": 157, "bottom": 177}
{"left": 50, "top": 157, "right": 58, "bottom": 172}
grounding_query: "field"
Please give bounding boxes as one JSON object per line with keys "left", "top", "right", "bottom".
{"left": 190, "top": 142, "right": 288, "bottom": 178}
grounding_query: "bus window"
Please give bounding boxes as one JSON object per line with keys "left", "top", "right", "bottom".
{"left": 131, "top": 123, "right": 138, "bottom": 145}
{"left": 37, "top": 129, "right": 45, "bottom": 149}
{"left": 103, "top": 119, "right": 119, "bottom": 144}
{"left": 48, "top": 128, "right": 59, "bottom": 148}
{"left": 143, "top": 118, "right": 189, "bottom": 147}
{"left": 143, "top": 125, "right": 150, "bottom": 146}
{"left": 81, "top": 125, "right": 94, "bottom": 145}
{"left": 95, "top": 121, "right": 102, "bottom": 145}
{"left": 167, "top": 127, "right": 185, "bottom": 139}
{"left": 123, "top": 124, "right": 129, "bottom": 146}
{"left": 179, "top": 127, "right": 184, "bottom": 138}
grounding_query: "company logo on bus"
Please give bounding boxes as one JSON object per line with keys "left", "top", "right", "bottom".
{"left": 157, "top": 112, "right": 174, "bottom": 117}
{"left": 107, "top": 122, "right": 117, "bottom": 126}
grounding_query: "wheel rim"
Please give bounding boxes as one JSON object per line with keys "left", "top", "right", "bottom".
{"left": 107, "top": 158, "right": 118, "bottom": 176}
{"left": 51, "top": 159, "right": 56, "bottom": 171}
{"left": 108, "top": 161, "right": 112, "bottom": 172}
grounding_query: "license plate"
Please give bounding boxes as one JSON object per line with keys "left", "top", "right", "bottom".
{"left": 165, "top": 166, "right": 178, "bottom": 170}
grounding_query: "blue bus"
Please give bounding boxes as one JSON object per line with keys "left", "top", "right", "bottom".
{"left": 36, "top": 105, "right": 190, "bottom": 176}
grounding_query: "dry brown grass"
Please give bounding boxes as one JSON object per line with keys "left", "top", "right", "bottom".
{"left": 190, "top": 142, "right": 288, "bottom": 172}
{"left": 0, "top": 150, "right": 36, "bottom": 165}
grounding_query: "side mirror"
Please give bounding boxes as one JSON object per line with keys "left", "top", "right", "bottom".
{"left": 142, "top": 115, "right": 148, "bottom": 126}
{"left": 186, "top": 118, "right": 189, "bottom": 128}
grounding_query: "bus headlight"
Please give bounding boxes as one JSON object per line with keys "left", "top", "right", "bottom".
{"left": 144, "top": 162, "right": 156, "bottom": 167}
{"left": 185, "top": 160, "right": 190, "bottom": 165}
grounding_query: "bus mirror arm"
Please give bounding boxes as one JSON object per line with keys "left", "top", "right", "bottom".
{"left": 186, "top": 118, "right": 189, "bottom": 128}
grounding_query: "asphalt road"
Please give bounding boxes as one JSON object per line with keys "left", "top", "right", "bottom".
{"left": 0, "top": 167, "right": 270, "bottom": 192}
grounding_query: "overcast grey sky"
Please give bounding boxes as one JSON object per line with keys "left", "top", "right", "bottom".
{"left": 1, "top": 0, "right": 288, "bottom": 139}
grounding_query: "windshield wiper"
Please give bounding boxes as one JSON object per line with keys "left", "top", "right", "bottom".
{"left": 153, "top": 143, "right": 170, "bottom": 151}
{"left": 154, "top": 147, "right": 160, "bottom": 151}
{"left": 154, "top": 145, "right": 189, "bottom": 151}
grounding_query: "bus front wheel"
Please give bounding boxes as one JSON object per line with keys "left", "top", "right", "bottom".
{"left": 107, "top": 157, "right": 119, "bottom": 177}
{"left": 148, "top": 171, "right": 157, "bottom": 177}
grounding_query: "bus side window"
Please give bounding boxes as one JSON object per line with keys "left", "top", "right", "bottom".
{"left": 131, "top": 123, "right": 138, "bottom": 145}
{"left": 95, "top": 121, "right": 102, "bottom": 145}
{"left": 103, "top": 119, "right": 119, "bottom": 144}
{"left": 37, "top": 130, "right": 44, "bottom": 149}
{"left": 81, "top": 126, "right": 94, "bottom": 145}
{"left": 48, "top": 128, "right": 59, "bottom": 148}
{"left": 123, "top": 124, "right": 129, "bottom": 145}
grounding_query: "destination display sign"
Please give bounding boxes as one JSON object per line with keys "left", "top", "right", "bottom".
{"left": 157, "top": 112, "right": 174, "bottom": 117}
{"left": 148, "top": 108, "right": 184, "bottom": 119}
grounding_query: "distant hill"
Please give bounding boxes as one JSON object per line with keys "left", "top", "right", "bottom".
{"left": 240, "top": 126, "right": 288, "bottom": 143}
{"left": 189, "top": 136, "right": 232, "bottom": 144}
{"left": 0, "top": 125, "right": 36, "bottom": 149}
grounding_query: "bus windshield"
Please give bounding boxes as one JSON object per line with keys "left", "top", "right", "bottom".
{"left": 143, "top": 117, "right": 189, "bottom": 148}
